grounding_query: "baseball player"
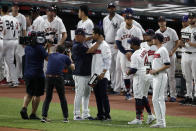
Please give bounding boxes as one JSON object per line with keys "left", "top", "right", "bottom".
{"left": 179, "top": 12, "right": 196, "bottom": 106}
{"left": 103, "top": 2, "right": 124, "bottom": 93}
{"left": 120, "top": 8, "right": 145, "bottom": 33}
{"left": 156, "top": 16, "right": 179, "bottom": 102}
{"left": 140, "top": 29, "right": 157, "bottom": 124}
{"left": 115, "top": 13, "right": 143, "bottom": 100}
{"left": 149, "top": 33, "right": 170, "bottom": 128}
{"left": 10, "top": 2, "right": 27, "bottom": 84}
{"left": 126, "top": 37, "right": 149, "bottom": 125}
{"left": 77, "top": 5, "right": 94, "bottom": 47}
{"left": 0, "top": 15, "right": 3, "bottom": 82}
{"left": 40, "top": 6, "right": 67, "bottom": 72}
{"left": 1, "top": 5, "right": 20, "bottom": 87}
{"left": 31, "top": 7, "right": 44, "bottom": 32}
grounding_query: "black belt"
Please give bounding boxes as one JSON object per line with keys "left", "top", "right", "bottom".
{"left": 108, "top": 42, "right": 114, "bottom": 44}
{"left": 185, "top": 52, "right": 196, "bottom": 54}
{"left": 46, "top": 74, "right": 61, "bottom": 78}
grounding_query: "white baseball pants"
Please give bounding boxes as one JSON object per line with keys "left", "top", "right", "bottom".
{"left": 133, "top": 72, "right": 146, "bottom": 99}
{"left": 3, "top": 40, "right": 18, "bottom": 84}
{"left": 181, "top": 52, "right": 196, "bottom": 98}
{"left": 152, "top": 73, "right": 167, "bottom": 126}
{"left": 73, "top": 75, "right": 91, "bottom": 118}
{"left": 143, "top": 74, "right": 153, "bottom": 97}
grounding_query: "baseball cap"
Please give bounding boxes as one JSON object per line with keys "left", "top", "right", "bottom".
{"left": 127, "top": 37, "right": 142, "bottom": 46}
{"left": 153, "top": 33, "right": 164, "bottom": 43}
{"left": 158, "top": 16, "right": 166, "bottom": 22}
{"left": 125, "top": 14, "right": 134, "bottom": 19}
{"left": 12, "top": 2, "right": 19, "bottom": 7}
{"left": 182, "top": 15, "right": 189, "bottom": 22}
{"left": 107, "top": 2, "right": 116, "bottom": 8}
{"left": 188, "top": 11, "right": 196, "bottom": 19}
{"left": 144, "top": 29, "right": 155, "bottom": 36}
{"left": 30, "top": 6, "right": 40, "bottom": 13}
{"left": 123, "top": 8, "right": 133, "bottom": 15}
{"left": 48, "top": 6, "right": 57, "bottom": 12}
{"left": 75, "top": 28, "right": 85, "bottom": 36}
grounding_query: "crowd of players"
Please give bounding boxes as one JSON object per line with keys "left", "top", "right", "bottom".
{"left": 0, "top": 1, "right": 196, "bottom": 128}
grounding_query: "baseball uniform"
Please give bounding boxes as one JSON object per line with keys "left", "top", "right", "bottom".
{"left": 181, "top": 25, "right": 196, "bottom": 98}
{"left": 140, "top": 42, "right": 158, "bottom": 97}
{"left": 77, "top": 18, "right": 94, "bottom": 47}
{"left": 120, "top": 20, "right": 145, "bottom": 33}
{"left": 2, "top": 15, "right": 20, "bottom": 84}
{"left": 152, "top": 46, "right": 170, "bottom": 127}
{"left": 0, "top": 16, "right": 4, "bottom": 81}
{"left": 32, "top": 16, "right": 44, "bottom": 32}
{"left": 156, "top": 27, "right": 179, "bottom": 99}
{"left": 10, "top": 13, "right": 26, "bottom": 79}
{"left": 115, "top": 24, "right": 143, "bottom": 93}
{"left": 103, "top": 13, "right": 124, "bottom": 90}
{"left": 40, "top": 17, "right": 67, "bottom": 73}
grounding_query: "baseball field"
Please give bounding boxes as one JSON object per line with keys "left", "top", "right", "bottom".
{"left": 0, "top": 86, "right": 196, "bottom": 131}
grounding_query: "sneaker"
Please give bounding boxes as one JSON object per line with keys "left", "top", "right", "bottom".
{"left": 41, "top": 117, "right": 51, "bottom": 123}
{"left": 125, "top": 93, "right": 132, "bottom": 101}
{"left": 29, "top": 114, "right": 40, "bottom": 120}
{"left": 0, "top": 78, "right": 7, "bottom": 85}
{"left": 73, "top": 116, "right": 83, "bottom": 121}
{"left": 150, "top": 123, "right": 166, "bottom": 128}
{"left": 104, "top": 115, "right": 111, "bottom": 121}
{"left": 93, "top": 116, "right": 105, "bottom": 121}
{"left": 10, "top": 83, "right": 19, "bottom": 88}
{"left": 20, "top": 107, "right": 28, "bottom": 120}
{"left": 128, "top": 119, "right": 142, "bottom": 125}
{"left": 146, "top": 114, "right": 156, "bottom": 125}
{"left": 63, "top": 118, "right": 69, "bottom": 123}
{"left": 179, "top": 97, "right": 192, "bottom": 106}
{"left": 169, "top": 97, "right": 176, "bottom": 102}
{"left": 192, "top": 97, "right": 196, "bottom": 107}
{"left": 83, "top": 116, "right": 94, "bottom": 120}
{"left": 18, "top": 78, "right": 25, "bottom": 85}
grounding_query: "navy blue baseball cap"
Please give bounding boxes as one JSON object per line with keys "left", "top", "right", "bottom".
{"left": 125, "top": 14, "right": 134, "bottom": 19}
{"left": 75, "top": 28, "right": 85, "bottom": 36}
{"left": 123, "top": 8, "right": 133, "bottom": 15}
{"left": 153, "top": 33, "right": 164, "bottom": 43}
{"left": 182, "top": 15, "right": 188, "bottom": 22}
{"left": 158, "top": 16, "right": 166, "bottom": 22}
{"left": 127, "top": 37, "right": 142, "bottom": 46}
{"left": 144, "top": 29, "right": 155, "bottom": 36}
{"left": 107, "top": 2, "right": 116, "bottom": 8}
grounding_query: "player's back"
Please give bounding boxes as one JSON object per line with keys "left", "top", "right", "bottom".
{"left": 2, "top": 15, "right": 19, "bottom": 40}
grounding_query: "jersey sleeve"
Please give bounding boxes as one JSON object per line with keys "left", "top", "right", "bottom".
{"left": 115, "top": 28, "right": 122, "bottom": 41}
{"left": 162, "top": 48, "right": 170, "bottom": 64}
{"left": 130, "top": 54, "right": 139, "bottom": 69}
{"left": 102, "top": 44, "right": 112, "bottom": 70}
{"left": 21, "top": 15, "right": 27, "bottom": 31}
{"left": 59, "top": 19, "right": 67, "bottom": 33}
{"left": 137, "top": 28, "right": 143, "bottom": 40}
{"left": 172, "top": 29, "right": 179, "bottom": 42}
{"left": 86, "top": 21, "right": 94, "bottom": 35}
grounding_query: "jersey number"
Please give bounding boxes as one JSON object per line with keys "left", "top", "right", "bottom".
{"left": 6, "top": 20, "right": 14, "bottom": 30}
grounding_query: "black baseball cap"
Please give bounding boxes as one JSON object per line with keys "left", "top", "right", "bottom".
{"left": 153, "top": 33, "right": 164, "bottom": 43}
{"left": 127, "top": 37, "right": 142, "bottom": 46}
{"left": 75, "top": 28, "right": 85, "bottom": 36}
{"left": 48, "top": 6, "right": 57, "bottom": 12}
{"left": 125, "top": 14, "right": 134, "bottom": 19}
{"left": 144, "top": 29, "right": 155, "bottom": 36}
{"left": 158, "top": 16, "right": 166, "bottom": 22}
{"left": 123, "top": 8, "right": 133, "bottom": 15}
{"left": 188, "top": 11, "right": 196, "bottom": 19}
{"left": 107, "top": 2, "right": 116, "bottom": 8}
{"left": 12, "top": 2, "right": 19, "bottom": 6}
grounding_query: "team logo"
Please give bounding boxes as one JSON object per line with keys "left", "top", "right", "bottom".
{"left": 112, "top": 23, "right": 118, "bottom": 29}
{"left": 164, "top": 36, "right": 170, "bottom": 42}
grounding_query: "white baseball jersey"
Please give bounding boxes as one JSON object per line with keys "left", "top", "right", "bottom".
{"left": 0, "top": 16, "right": 3, "bottom": 39}
{"left": 77, "top": 18, "right": 94, "bottom": 46}
{"left": 120, "top": 20, "right": 145, "bottom": 33}
{"left": 140, "top": 42, "right": 158, "bottom": 67}
{"left": 181, "top": 25, "right": 196, "bottom": 52}
{"left": 40, "top": 17, "right": 66, "bottom": 42}
{"left": 152, "top": 46, "right": 170, "bottom": 71}
{"left": 156, "top": 27, "right": 179, "bottom": 53}
{"left": 91, "top": 40, "right": 112, "bottom": 80}
{"left": 103, "top": 13, "right": 124, "bottom": 43}
{"left": 10, "top": 13, "right": 26, "bottom": 36}
{"left": 130, "top": 48, "right": 148, "bottom": 74}
{"left": 32, "top": 16, "right": 44, "bottom": 32}
{"left": 115, "top": 25, "right": 143, "bottom": 50}
{"left": 2, "top": 15, "right": 20, "bottom": 40}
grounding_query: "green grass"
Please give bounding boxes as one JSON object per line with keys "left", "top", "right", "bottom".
{"left": 0, "top": 97, "right": 196, "bottom": 131}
